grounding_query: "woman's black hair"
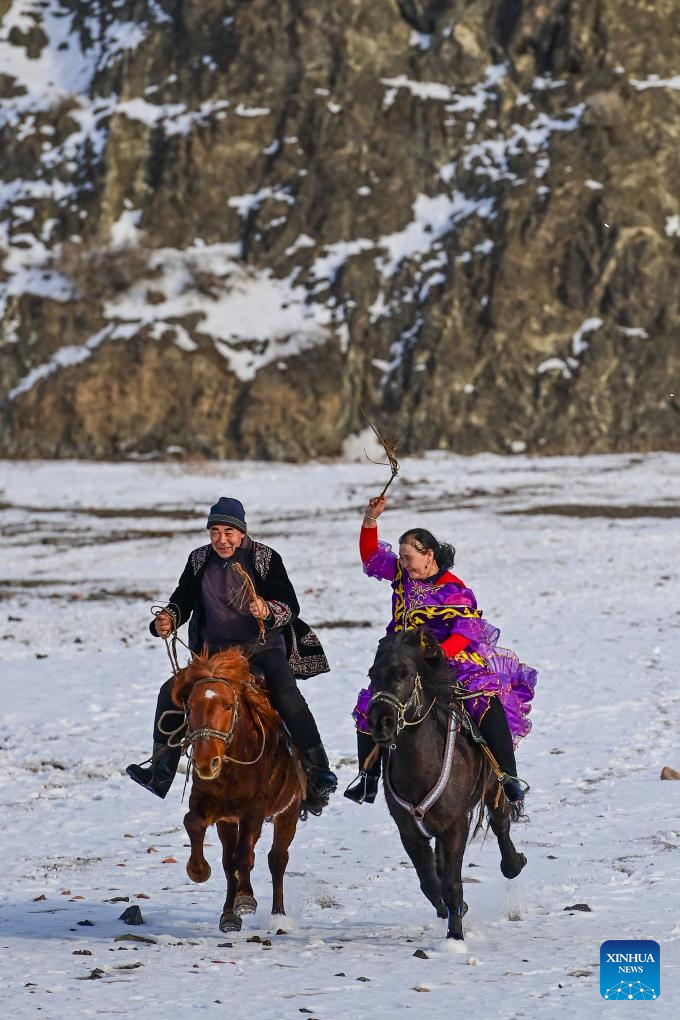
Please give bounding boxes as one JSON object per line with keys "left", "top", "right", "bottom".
{"left": 398, "top": 528, "right": 456, "bottom": 569}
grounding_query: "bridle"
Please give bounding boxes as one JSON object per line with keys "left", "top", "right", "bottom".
{"left": 370, "top": 668, "right": 462, "bottom": 838}
{"left": 186, "top": 677, "right": 240, "bottom": 748}
{"left": 368, "top": 672, "right": 436, "bottom": 741}
{"left": 184, "top": 676, "right": 266, "bottom": 768}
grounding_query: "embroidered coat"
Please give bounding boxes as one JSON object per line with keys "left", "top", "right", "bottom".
{"left": 151, "top": 541, "right": 329, "bottom": 679}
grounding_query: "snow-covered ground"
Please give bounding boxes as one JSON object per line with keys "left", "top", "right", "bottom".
{"left": 1, "top": 452, "right": 679, "bottom": 1017}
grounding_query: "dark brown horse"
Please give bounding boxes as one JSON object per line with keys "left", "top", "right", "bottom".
{"left": 367, "top": 629, "right": 527, "bottom": 940}
{"left": 172, "top": 648, "right": 304, "bottom": 933}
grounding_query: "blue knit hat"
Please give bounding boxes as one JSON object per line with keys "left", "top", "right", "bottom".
{"left": 206, "top": 497, "right": 247, "bottom": 533}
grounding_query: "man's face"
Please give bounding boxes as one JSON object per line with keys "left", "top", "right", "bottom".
{"left": 209, "top": 525, "right": 244, "bottom": 559}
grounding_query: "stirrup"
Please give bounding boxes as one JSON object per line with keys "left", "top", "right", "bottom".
{"left": 498, "top": 773, "right": 531, "bottom": 801}
{"left": 343, "top": 771, "right": 378, "bottom": 805}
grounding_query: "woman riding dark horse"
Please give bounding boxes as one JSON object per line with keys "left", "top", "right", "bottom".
{"left": 345, "top": 493, "right": 536, "bottom": 807}
{"left": 127, "top": 497, "right": 337, "bottom": 805}
{"left": 366, "top": 627, "right": 527, "bottom": 940}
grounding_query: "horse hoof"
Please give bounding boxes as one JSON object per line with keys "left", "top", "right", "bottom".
{"left": 219, "top": 911, "right": 242, "bottom": 933}
{"left": 233, "top": 894, "right": 257, "bottom": 917}
{"left": 187, "top": 862, "right": 211, "bottom": 884}
{"left": 501, "top": 853, "right": 527, "bottom": 879}
{"left": 447, "top": 931, "right": 465, "bottom": 940}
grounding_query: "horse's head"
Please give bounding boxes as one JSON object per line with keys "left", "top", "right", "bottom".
{"left": 367, "top": 629, "right": 444, "bottom": 745}
{"left": 173, "top": 648, "right": 251, "bottom": 782}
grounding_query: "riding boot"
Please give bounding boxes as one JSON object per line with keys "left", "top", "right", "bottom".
{"left": 344, "top": 731, "right": 381, "bottom": 805}
{"left": 478, "top": 698, "right": 526, "bottom": 804}
{"left": 301, "top": 742, "right": 338, "bottom": 797}
{"left": 248, "top": 648, "right": 337, "bottom": 806}
{"left": 127, "top": 677, "right": 183, "bottom": 798}
{"left": 126, "top": 741, "right": 181, "bottom": 799}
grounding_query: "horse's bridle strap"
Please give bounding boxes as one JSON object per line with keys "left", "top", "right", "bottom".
{"left": 186, "top": 676, "right": 239, "bottom": 749}
{"left": 184, "top": 675, "right": 268, "bottom": 768}
{"left": 368, "top": 672, "right": 427, "bottom": 733}
{"left": 385, "top": 710, "right": 459, "bottom": 838}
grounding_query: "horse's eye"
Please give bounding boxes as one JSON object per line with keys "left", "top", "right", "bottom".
{"left": 224, "top": 703, "right": 233, "bottom": 710}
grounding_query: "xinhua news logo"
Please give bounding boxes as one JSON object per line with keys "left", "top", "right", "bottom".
{"left": 600, "top": 940, "right": 660, "bottom": 1000}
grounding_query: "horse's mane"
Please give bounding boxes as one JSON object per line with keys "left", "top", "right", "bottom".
{"left": 373, "top": 628, "right": 461, "bottom": 705}
{"left": 172, "top": 648, "right": 283, "bottom": 730}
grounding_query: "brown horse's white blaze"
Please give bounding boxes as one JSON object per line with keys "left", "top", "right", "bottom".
{"left": 171, "top": 649, "right": 303, "bottom": 933}
{"left": 186, "top": 683, "right": 236, "bottom": 781}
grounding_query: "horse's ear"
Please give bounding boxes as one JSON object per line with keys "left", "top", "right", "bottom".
{"left": 171, "top": 668, "right": 191, "bottom": 707}
{"left": 418, "top": 628, "right": 441, "bottom": 661}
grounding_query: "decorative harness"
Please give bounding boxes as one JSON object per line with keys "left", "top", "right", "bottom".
{"left": 159, "top": 676, "right": 267, "bottom": 772}
{"left": 369, "top": 673, "right": 460, "bottom": 838}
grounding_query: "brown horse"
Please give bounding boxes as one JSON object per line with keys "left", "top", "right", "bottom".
{"left": 172, "top": 648, "right": 304, "bottom": 933}
{"left": 367, "top": 629, "right": 527, "bottom": 940}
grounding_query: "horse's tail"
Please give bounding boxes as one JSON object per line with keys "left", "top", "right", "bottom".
{"left": 471, "top": 754, "right": 495, "bottom": 840}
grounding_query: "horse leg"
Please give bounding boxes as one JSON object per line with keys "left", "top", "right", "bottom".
{"left": 392, "top": 815, "right": 446, "bottom": 918}
{"left": 184, "top": 805, "right": 212, "bottom": 884}
{"left": 232, "top": 815, "right": 264, "bottom": 919}
{"left": 487, "top": 795, "right": 527, "bottom": 879}
{"left": 438, "top": 821, "right": 470, "bottom": 940}
{"left": 216, "top": 819, "right": 241, "bottom": 933}
{"left": 268, "top": 799, "right": 299, "bottom": 915}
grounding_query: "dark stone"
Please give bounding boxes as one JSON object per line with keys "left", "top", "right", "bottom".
{"left": 119, "top": 905, "right": 144, "bottom": 925}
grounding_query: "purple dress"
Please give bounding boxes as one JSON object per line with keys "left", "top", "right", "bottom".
{"left": 354, "top": 540, "right": 537, "bottom": 748}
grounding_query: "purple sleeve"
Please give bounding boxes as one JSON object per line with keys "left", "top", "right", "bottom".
{"left": 362, "top": 540, "right": 397, "bottom": 582}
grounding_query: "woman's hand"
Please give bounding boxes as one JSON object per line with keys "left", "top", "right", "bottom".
{"left": 249, "top": 597, "right": 270, "bottom": 620}
{"left": 154, "top": 611, "right": 174, "bottom": 638}
{"left": 363, "top": 494, "right": 386, "bottom": 526}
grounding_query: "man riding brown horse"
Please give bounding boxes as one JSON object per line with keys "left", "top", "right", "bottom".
{"left": 127, "top": 497, "right": 337, "bottom": 806}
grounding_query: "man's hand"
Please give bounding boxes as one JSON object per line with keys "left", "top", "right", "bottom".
{"left": 154, "top": 611, "right": 174, "bottom": 638}
{"left": 249, "top": 597, "right": 270, "bottom": 620}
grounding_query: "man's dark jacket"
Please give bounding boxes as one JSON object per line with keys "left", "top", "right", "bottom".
{"left": 150, "top": 542, "right": 329, "bottom": 679}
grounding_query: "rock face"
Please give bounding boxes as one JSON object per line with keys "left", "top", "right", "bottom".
{"left": 1, "top": 0, "right": 678, "bottom": 459}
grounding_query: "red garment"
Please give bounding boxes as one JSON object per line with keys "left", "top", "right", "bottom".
{"left": 441, "top": 632, "right": 471, "bottom": 656}
{"left": 359, "top": 525, "right": 379, "bottom": 562}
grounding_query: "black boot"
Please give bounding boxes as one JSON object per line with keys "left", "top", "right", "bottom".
{"left": 344, "top": 771, "right": 380, "bottom": 804}
{"left": 126, "top": 742, "right": 181, "bottom": 799}
{"left": 301, "top": 742, "right": 338, "bottom": 797}
{"left": 344, "top": 731, "right": 381, "bottom": 805}
{"left": 478, "top": 699, "right": 528, "bottom": 804}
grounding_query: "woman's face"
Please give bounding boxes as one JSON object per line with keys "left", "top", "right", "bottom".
{"left": 210, "top": 525, "right": 244, "bottom": 559}
{"left": 399, "top": 541, "right": 438, "bottom": 580}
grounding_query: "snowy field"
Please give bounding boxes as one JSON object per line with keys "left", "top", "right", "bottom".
{"left": 1, "top": 452, "right": 679, "bottom": 1018}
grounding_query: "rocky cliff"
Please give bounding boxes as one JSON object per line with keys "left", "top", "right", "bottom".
{"left": 1, "top": 0, "right": 679, "bottom": 459}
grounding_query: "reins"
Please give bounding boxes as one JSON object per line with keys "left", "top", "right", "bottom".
{"left": 151, "top": 603, "right": 207, "bottom": 677}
